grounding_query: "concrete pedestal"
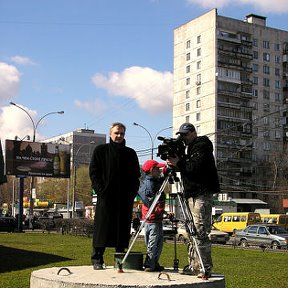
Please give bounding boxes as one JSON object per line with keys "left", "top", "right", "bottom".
{"left": 30, "top": 266, "right": 225, "bottom": 288}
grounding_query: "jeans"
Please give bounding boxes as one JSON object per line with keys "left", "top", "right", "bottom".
{"left": 187, "top": 194, "right": 213, "bottom": 273}
{"left": 144, "top": 222, "right": 163, "bottom": 270}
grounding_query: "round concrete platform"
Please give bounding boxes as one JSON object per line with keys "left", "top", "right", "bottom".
{"left": 30, "top": 266, "right": 225, "bottom": 288}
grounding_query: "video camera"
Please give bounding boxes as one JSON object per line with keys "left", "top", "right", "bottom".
{"left": 157, "top": 136, "right": 185, "bottom": 161}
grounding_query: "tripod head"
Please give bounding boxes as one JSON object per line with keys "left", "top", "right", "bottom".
{"left": 165, "top": 166, "right": 180, "bottom": 184}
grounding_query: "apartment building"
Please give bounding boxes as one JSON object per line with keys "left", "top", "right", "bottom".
{"left": 173, "top": 9, "right": 288, "bottom": 212}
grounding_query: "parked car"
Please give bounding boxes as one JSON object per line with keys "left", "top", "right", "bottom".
{"left": 0, "top": 216, "right": 16, "bottom": 232}
{"left": 176, "top": 224, "right": 230, "bottom": 244}
{"left": 234, "top": 224, "right": 288, "bottom": 250}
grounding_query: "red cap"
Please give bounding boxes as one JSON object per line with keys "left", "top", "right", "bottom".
{"left": 141, "top": 160, "right": 166, "bottom": 172}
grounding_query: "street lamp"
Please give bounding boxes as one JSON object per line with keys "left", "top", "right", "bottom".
{"left": 154, "top": 126, "right": 173, "bottom": 142}
{"left": 10, "top": 102, "right": 64, "bottom": 227}
{"left": 133, "top": 123, "right": 172, "bottom": 160}
{"left": 72, "top": 141, "right": 95, "bottom": 218}
{"left": 133, "top": 122, "right": 154, "bottom": 159}
{"left": 10, "top": 102, "right": 64, "bottom": 142}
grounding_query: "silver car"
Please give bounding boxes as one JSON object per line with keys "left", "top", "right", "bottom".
{"left": 176, "top": 224, "right": 230, "bottom": 244}
{"left": 234, "top": 224, "right": 288, "bottom": 250}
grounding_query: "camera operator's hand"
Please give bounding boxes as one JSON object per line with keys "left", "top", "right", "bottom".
{"left": 166, "top": 155, "right": 179, "bottom": 167}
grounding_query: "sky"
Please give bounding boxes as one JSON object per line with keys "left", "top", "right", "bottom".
{"left": 0, "top": 0, "right": 288, "bottom": 164}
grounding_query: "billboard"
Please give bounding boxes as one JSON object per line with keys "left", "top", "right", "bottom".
{"left": 5, "top": 140, "right": 71, "bottom": 178}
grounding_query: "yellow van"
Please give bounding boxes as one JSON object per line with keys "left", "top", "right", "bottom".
{"left": 213, "top": 212, "right": 261, "bottom": 234}
{"left": 260, "top": 214, "right": 288, "bottom": 229}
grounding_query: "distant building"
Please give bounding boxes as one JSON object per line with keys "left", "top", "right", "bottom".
{"left": 173, "top": 9, "right": 288, "bottom": 212}
{"left": 44, "top": 128, "right": 106, "bottom": 167}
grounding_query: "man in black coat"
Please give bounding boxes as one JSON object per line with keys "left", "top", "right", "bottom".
{"left": 167, "top": 123, "right": 220, "bottom": 279}
{"left": 89, "top": 122, "right": 140, "bottom": 270}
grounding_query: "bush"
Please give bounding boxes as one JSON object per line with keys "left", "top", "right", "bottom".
{"left": 54, "top": 218, "right": 94, "bottom": 237}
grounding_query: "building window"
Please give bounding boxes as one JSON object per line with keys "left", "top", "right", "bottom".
{"left": 253, "top": 51, "right": 258, "bottom": 59}
{"left": 263, "top": 142, "right": 270, "bottom": 151}
{"left": 186, "top": 65, "right": 191, "bottom": 73}
{"left": 263, "top": 90, "right": 270, "bottom": 99}
{"left": 263, "top": 103, "right": 270, "bottom": 112}
{"left": 197, "top": 61, "right": 201, "bottom": 70}
{"left": 263, "top": 78, "right": 270, "bottom": 87}
{"left": 197, "top": 48, "right": 201, "bottom": 57}
{"left": 274, "top": 118, "right": 280, "bottom": 127}
{"left": 253, "top": 76, "right": 258, "bottom": 85}
{"left": 186, "top": 90, "right": 190, "bottom": 99}
{"left": 263, "top": 116, "right": 269, "bottom": 125}
{"left": 275, "top": 55, "right": 280, "bottom": 63}
{"left": 275, "top": 130, "right": 281, "bottom": 138}
{"left": 263, "top": 52, "right": 270, "bottom": 62}
{"left": 196, "top": 87, "right": 201, "bottom": 95}
{"left": 196, "top": 112, "right": 201, "bottom": 121}
{"left": 275, "top": 68, "right": 280, "bottom": 76}
{"left": 275, "top": 92, "right": 280, "bottom": 102}
{"left": 186, "top": 78, "right": 190, "bottom": 85}
{"left": 274, "top": 43, "right": 280, "bottom": 51}
{"left": 196, "top": 99, "right": 201, "bottom": 108}
{"left": 275, "top": 80, "right": 281, "bottom": 89}
{"left": 263, "top": 40, "right": 270, "bottom": 49}
{"left": 196, "top": 74, "right": 201, "bottom": 85}
{"left": 252, "top": 89, "right": 258, "bottom": 97}
{"left": 197, "top": 35, "right": 201, "bottom": 44}
{"left": 252, "top": 63, "right": 258, "bottom": 72}
{"left": 186, "top": 40, "right": 191, "bottom": 49}
{"left": 263, "top": 65, "right": 270, "bottom": 74}
{"left": 263, "top": 130, "right": 270, "bottom": 138}
{"left": 185, "top": 103, "right": 190, "bottom": 111}
{"left": 253, "top": 38, "right": 258, "bottom": 47}
{"left": 185, "top": 115, "right": 190, "bottom": 122}
{"left": 186, "top": 53, "right": 190, "bottom": 61}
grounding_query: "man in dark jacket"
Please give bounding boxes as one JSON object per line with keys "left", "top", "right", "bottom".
{"left": 167, "top": 123, "right": 220, "bottom": 278}
{"left": 89, "top": 122, "right": 140, "bottom": 270}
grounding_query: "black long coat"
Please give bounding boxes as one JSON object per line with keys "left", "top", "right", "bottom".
{"left": 89, "top": 139, "right": 140, "bottom": 248}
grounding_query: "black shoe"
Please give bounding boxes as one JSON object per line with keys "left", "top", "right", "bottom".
{"left": 93, "top": 263, "right": 104, "bottom": 270}
{"left": 155, "top": 264, "right": 164, "bottom": 271}
{"left": 180, "top": 265, "right": 197, "bottom": 276}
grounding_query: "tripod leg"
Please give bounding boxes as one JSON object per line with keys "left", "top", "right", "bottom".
{"left": 176, "top": 192, "right": 207, "bottom": 276}
{"left": 117, "top": 177, "right": 170, "bottom": 272}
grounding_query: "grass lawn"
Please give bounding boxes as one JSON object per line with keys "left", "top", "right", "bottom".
{"left": 0, "top": 232, "right": 287, "bottom": 288}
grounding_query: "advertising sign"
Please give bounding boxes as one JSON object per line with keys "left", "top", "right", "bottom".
{"left": 5, "top": 140, "right": 71, "bottom": 178}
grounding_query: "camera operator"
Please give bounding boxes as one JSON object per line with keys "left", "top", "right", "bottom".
{"left": 166, "top": 123, "right": 220, "bottom": 279}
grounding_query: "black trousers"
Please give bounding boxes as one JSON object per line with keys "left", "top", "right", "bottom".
{"left": 91, "top": 247, "right": 125, "bottom": 264}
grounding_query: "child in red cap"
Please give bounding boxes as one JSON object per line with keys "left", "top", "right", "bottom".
{"left": 138, "top": 159, "right": 167, "bottom": 272}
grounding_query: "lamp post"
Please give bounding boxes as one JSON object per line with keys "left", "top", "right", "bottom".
{"left": 133, "top": 123, "right": 172, "bottom": 160}
{"left": 154, "top": 126, "right": 173, "bottom": 142}
{"left": 72, "top": 142, "right": 95, "bottom": 218}
{"left": 133, "top": 122, "right": 154, "bottom": 159}
{"left": 10, "top": 102, "right": 64, "bottom": 228}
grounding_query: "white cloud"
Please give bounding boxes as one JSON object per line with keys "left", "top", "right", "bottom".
{"left": 74, "top": 98, "right": 107, "bottom": 114}
{"left": 10, "top": 55, "right": 37, "bottom": 66}
{"left": 186, "top": 0, "right": 288, "bottom": 13}
{"left": 0, "top": 105, "right": 38, "bottom": 143}
{"left": 239, "top": 0, "right": 288, "bottom": 13}
{"left": 0, "top": 62, "right": 21, "bottom": 103}
{"left": 91, "top": 66, "right": 173, "bottom": 114}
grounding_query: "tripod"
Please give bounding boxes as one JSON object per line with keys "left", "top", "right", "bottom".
{"left": 117, "top": 169, "right": 205, "bottom": 276}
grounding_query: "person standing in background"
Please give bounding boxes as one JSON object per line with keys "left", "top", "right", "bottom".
{"left": 89, "top": 122, "right": 140, "bottom": 270}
